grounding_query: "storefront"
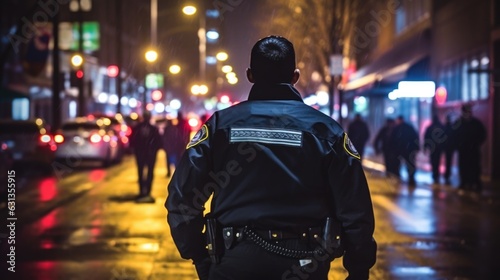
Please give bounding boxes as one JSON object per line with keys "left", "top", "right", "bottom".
{"left": 342, "top": 37, "right": 433, "bottom": 142}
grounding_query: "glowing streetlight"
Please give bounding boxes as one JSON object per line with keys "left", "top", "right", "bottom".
{"left": 182, "top": 4, "right": 206, "bottom": 81}
{"left": 191, "top": 84, "right": 208, "bottom": 95}
{"left": 182, "top": 5, "right": 196, "bottom": 15}
{"left": 216, "top": 51, "right": 228, "bottom": 62}
{"left": 199, "top": 84, "right": 208, "bottom": 95}
{"left": 191, "top": 85, "right": 201, "bottom": 95}
{"left": 227, "top": 77, "right": 238, "bottom": 85}
{"left": 221, "top": 65, "right": 232, "bottom": 73}
{"left": 71, "top": 54, "right": 83, "bottom": 67}
{"left": 206, "top": 30, "right": 219, "bottom": 41}
{"left": 226, "top": 72, "right": 236, "bottom": 80}
{"left": 145, "top": 49, "right": 158, "bottom": 63}
{"left": 169, "top": 64, "right": 181, "bottom": 74}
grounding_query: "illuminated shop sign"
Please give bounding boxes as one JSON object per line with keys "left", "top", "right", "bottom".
{"left": 388, "top": 81, "right": 435, "bottom": 100}
{"left": 59, "top": 22, "right": 100, "bottom": 51}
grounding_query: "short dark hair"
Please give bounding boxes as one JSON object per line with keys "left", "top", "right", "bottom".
{"left": 250, "top": 35, "right": 296, "bottom": 83}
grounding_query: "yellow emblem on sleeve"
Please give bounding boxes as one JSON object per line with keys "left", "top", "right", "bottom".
{"left": 186, "top": 124, "right": 209, "bottom": 149}
{"left": 343, "top": 133, "right": 360, "bottom": 160}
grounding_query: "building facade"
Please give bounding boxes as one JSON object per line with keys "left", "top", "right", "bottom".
{"left": 343, "top": 0, "right": 497, "bottom": 179}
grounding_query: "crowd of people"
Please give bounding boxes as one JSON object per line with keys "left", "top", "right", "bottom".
{"left": 423, "top": 104, "right": 486, "bottom": 192}
{"left": 351, "top": 103, "right": 486, "bottom": 192}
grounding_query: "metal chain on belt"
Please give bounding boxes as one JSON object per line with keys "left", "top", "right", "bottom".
{"left": 243, "top": 227, "right": 323, "bottom": 259}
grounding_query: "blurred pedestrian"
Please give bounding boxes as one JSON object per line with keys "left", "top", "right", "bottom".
{"left": 423, "top": 115, "right": 446, "bottom": 184}
{"left": 443, "top": 114, "right": 456, "bottom": 185}
{"left": 347, "top": 113, "right": 370, "bottom": 158}
{"left": 165, "top": 35, "right": 376, "bottom": 280}
{"left": 392, "top": 115, "right": 420, "bottom": 186}
{"left": 373, "top": 118, "right": 399, "bottom": 178}
{"left": 176, "top": 111, "right": 192, "bottom": 146}
{"left": 162, "top": 119, "right": 184, "bottom": 177}
{"left": 129, "top": 111, "right": 162, "bottom": 203}
{"left": 454, "top": 104, "right": 486, "bottom": 192}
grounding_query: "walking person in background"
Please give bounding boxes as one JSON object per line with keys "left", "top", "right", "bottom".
{"left": 129, "top": 111, "right": 162, "bottom": 203}
{"left": 424, "top": 115, "right": 446, "bottom": 184}
{"left": 374, "top": 118, "right": 399, "bottom": 179}
{"left": 392, "top": 115, "right": 420, "bottom": 186}
{"left": 347, "top": 113, "right": 370, "bottom": 158}
{"left": 162, "top": 119, "right": 184, "bottom": 177}
{"left": 454, "top": 104, "right": 487, "bottom": 192}
{"left": 443, "top": 114, "right": 456, "bottom": 185}
{"left": 176, "top": 111, "right": 192, "bottom": 147}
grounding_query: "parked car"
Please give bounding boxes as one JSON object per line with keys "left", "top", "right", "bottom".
{"left": 88, "top": 113, "right": 132, "bottom": 154}
{"left": 54, "top": 117, "right": 122, "bottom": 167}
{"left": 0, "top": 119, "right": 56, "bottom": 167}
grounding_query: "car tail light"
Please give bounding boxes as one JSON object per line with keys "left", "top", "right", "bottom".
{"left": 121, "top": 136, "right": 129, "bottom": 144}
{"left": 90, "top": 133, "right": 102, "bottom": 143}
{"left": 54, "top": 134, "right": 64, "bottom": 143}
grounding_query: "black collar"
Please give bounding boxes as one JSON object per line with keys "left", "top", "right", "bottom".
{"left": 247, "top": 83, "right": 303, "bottom": 102}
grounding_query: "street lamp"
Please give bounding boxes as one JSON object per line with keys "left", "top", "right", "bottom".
{"left": 182, "top": 5, "right": 196, "bottom": 16}
{"left": 221, "top": 65, "right": 232, "bottom": 73}
{"left": 71, "top": 54, "right": 83, "bottom": 67}
{"left": 191, "top": 84, "right": 208, "bottom": 95}
{"left": 169, "top": 64, "right": 181, "bottom": 75}
{"left": 144, "top": 49, "right": 159, "bottom": 112}
{"left": 182, "top": 3, "right": 206, "bottom": 81}
{"left": 216, "top": 51, "right": 228, "bottom": 62}
{"left": 145, "top": 49, "right": 158, "bottom": 63}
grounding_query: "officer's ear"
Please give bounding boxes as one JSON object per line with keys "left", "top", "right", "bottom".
{"left": 246, "top": 68, "right": 255, "bottom": 83}
{"left": 291, "top": 69, "right": 300, "bottom": 85}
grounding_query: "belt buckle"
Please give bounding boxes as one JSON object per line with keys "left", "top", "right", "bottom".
{"left": 268, "top": 230, "right": 282, "bottom": 240}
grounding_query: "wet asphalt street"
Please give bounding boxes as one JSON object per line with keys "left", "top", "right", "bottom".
{"left": 1, "top": 151, "right": 499, "bottom": 280}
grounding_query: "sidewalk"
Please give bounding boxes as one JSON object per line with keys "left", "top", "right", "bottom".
{"left": 361, "top": 147, "right": 500, "bottom": 199}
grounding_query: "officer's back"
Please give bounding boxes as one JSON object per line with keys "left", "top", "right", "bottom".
{"left": 165, "top": 36, "right": 376, "bottom": 280}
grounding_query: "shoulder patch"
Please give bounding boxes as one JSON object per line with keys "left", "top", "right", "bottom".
{"left": 187, "top": 124, "right": 209, "bottom": 149}
{"left": 343, "top": 133, "right": 360, "bottom": 160}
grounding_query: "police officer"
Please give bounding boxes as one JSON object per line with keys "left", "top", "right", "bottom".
{"left": 165, "top": 36, "right": 376, "bottom": 279}
{"left": 130, "top": 111, "right": 162, "bottom": 203}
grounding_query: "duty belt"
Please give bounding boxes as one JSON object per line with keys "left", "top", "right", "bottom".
{"left": 223, "top": 226, "right": 326, "bottom": 259}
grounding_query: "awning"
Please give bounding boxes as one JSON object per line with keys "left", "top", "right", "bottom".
{"left": 0, "top": 87, "right": 30, "bottom": 102}
{"left": 342, "top": 29, "right": 431, "bottom": 94}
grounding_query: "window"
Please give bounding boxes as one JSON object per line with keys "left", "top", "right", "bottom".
{"left": 438, "top": 51, "right": 490, "bottom": 103}
{"left": 395, "top": 0, "right": 431, "bottom": 35}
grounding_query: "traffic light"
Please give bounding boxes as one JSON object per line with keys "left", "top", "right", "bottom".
{"left": 70, "top": 70, "right": 84, "bottom": 87}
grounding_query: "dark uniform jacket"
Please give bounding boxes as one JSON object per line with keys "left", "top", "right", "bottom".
{"left": 165, "top": 83, "right": 376, "bottom": 275}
